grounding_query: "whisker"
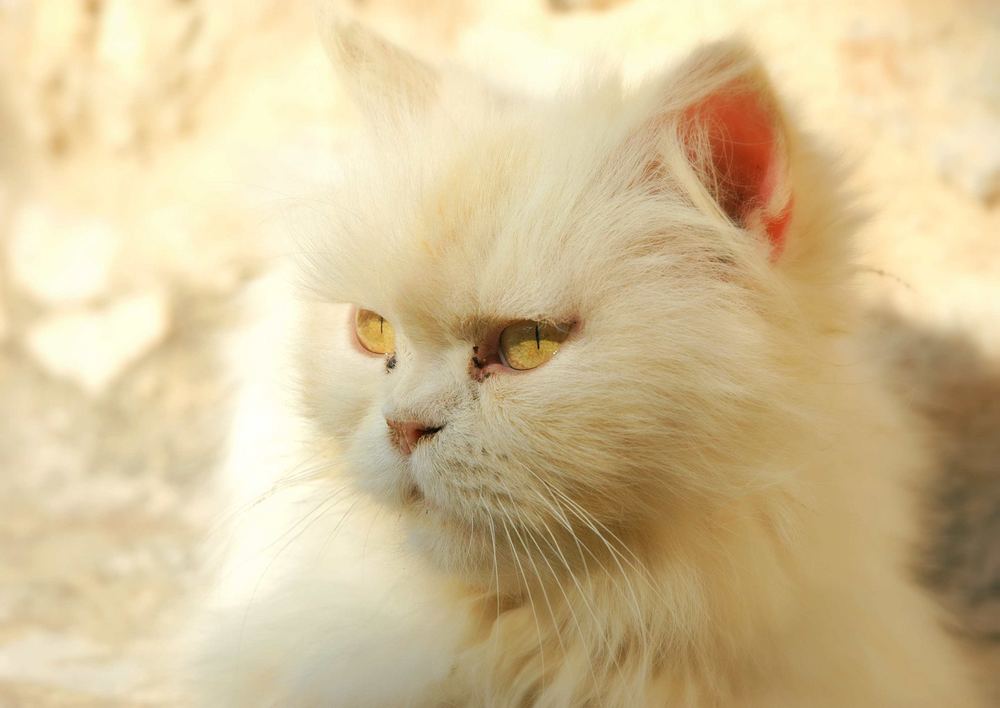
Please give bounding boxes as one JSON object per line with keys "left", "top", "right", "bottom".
{"left": 498, "top": 496, "right": 565, "bottom": 661}
{"left": 316, "top": 493, "right": 367, "bottom": 561}
{"left": 510, "top": 463, "right": 660, "bottom": 658}
{"left": 236, "top": 480, "right": 355, "bottom": 661}
{"left": 516, "top": 481, "right": 633, "bottom": 682}
{"left": 484, "top": 507, "right": 502, "bottom": 663}
{"left": 498, "top": 509, "right": 548, "bottom": 682}
{"left": 542, "top": 488, "right": 652, "bottom": 655}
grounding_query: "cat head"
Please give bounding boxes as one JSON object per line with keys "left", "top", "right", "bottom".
{"left": 296, "top": 21, "right": 850, "bottom": 590}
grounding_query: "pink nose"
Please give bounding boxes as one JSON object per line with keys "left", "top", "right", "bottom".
{"left": 386, "top": 419, "right": 443, "bottom": 455}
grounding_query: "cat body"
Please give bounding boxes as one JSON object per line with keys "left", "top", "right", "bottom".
{"left": 189, "top": 20, "right": 981, "bottom": 707}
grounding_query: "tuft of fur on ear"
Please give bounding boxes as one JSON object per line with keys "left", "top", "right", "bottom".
{"left": 656, "top": 41, "right": 793, "bottom": 257}
{"left": 317, "top": 13, "right": 437, "bottom": 131}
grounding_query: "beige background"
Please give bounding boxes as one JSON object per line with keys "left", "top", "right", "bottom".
{"left": 0, "top": 0, "right": 997, "bottom": 704}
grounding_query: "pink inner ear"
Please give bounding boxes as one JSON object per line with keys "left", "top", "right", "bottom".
{"left": 684, "top": 88, "right": 792, "bottom": 257}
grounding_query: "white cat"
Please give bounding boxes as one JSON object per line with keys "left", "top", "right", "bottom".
{"left": 187, "top": 19, "right": 982, "bottom": 707}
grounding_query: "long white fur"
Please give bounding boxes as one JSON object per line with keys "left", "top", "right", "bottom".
{"left": 188, "top": 20, "right": 982, "bottom": 707}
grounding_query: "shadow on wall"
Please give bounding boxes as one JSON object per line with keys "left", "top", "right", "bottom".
{"left": 871, "top": 308, "right": 1000, "bottom": 697}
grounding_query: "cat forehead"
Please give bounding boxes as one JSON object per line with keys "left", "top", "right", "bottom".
{"left": 314, "top": 80, "right": 712, "bottom": 332}
{"left": 342, "top": 106, "right": 624, "bottom": 310}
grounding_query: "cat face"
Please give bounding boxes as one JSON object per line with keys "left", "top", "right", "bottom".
{"left": 298, "top": 23, "right": 812, "bottom": 589}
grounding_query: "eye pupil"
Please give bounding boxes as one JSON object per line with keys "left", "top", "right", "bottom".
{"left": 535, "top": 324, "right": 540, "bottom": 350}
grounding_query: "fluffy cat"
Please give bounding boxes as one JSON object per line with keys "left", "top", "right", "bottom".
{"left": 188, "top": 19, "right": 983, "bottom": 707}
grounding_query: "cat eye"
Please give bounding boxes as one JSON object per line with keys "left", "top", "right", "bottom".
{"left": 498, "top": 320, "right": 570, "bottom": 371}
{"left": 355, "top": 308, "right": 395, "bottom": 355}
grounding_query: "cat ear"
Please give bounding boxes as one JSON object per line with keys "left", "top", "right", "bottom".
{"left": 319, "top": 17, "right": 437, "bottom": 129}
{"left": 655, "top": 41, "right": 793, "bottom": 257}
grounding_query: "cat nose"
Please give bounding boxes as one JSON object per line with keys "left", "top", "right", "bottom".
{"left": 386, "top": 419, "right": 444, "bottom": 455}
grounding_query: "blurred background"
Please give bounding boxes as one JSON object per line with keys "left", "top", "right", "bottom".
{"left": 0, "top": 0, "right": 997, "bottom": 704}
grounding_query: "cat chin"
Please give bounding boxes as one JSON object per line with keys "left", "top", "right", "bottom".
{"left": 396, "top": 492, "right": 606, "bottom": 596}
{"left": 393, "top": 494, "right": 525, "bottom": 591}
{"left": 405, "top": 523, "right": 529, "bottom": 594}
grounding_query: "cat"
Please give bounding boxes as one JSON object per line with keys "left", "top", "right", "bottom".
{"left": 186, "top": 18, "right": 984, "bottom": 707}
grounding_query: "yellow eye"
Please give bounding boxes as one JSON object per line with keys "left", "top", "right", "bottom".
{"left": 499, "top": 320, "right": 570, "bottom": 371}
{"left": 355, "top": 308, "right": 395, "bottom": 354}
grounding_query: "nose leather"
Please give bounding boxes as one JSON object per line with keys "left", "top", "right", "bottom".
{"left": 386, "top": 419, "right": 443, "bottom": 454}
